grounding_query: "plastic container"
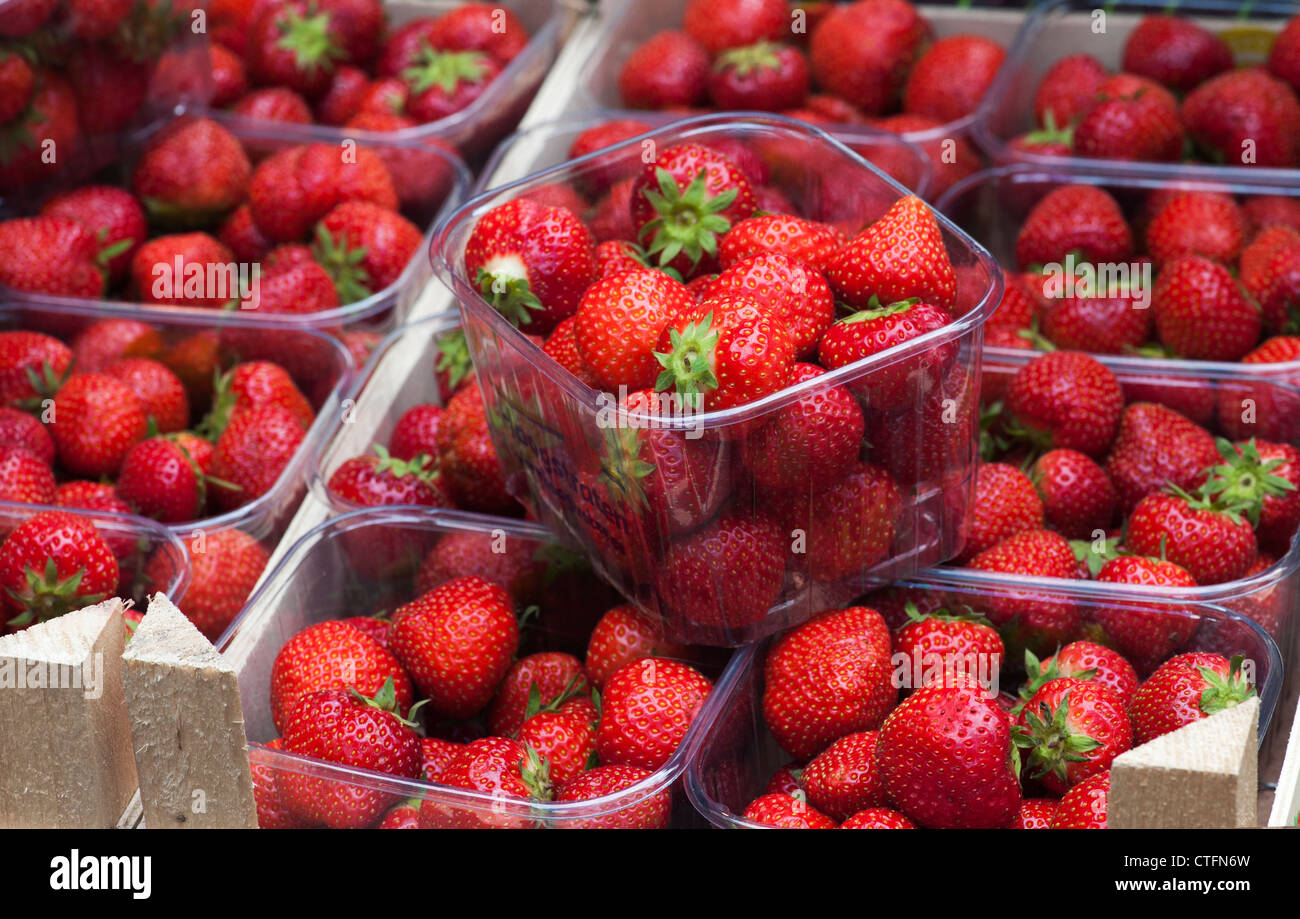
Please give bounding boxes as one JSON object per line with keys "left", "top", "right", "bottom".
{"left": 0, "top": 499, "right": 191, "bottom": 611}
{"left": 685, "top": 586, "right": 1283, "bottom": 828}
{"left": 433, "top": 113, "right": 1004, "bottom": 646}
{"left": 937, "top": 164, "right": 1300, "bottom": 380}
{"left": 0, "top": 116, "right": 471, "bottom": 335}
{"left": 210, "top": 0, "right": 569, "bottom": 163}
{"left": 0, "top": 0, "right": 209, "bottom": 212}
{"left": 973, "top": 0, "right": 1300, "bottom": 182}
{"left": 217, "top": 506, "right": 736, "bottom": 829}
{"left": 474, "top": 111, "right": 935, "bottom": 200}
{"left": 573, "top": 0, "right": 1031, "bottom": 197}
{"left": 0, "top": 302, "right": 353, "bottom": 543}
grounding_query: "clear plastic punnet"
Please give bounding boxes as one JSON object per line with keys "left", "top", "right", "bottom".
{"left": 432, "top": 113, "right": 1004, "bottom": 646}
{"left": 218, "top": 506, "right": 739, "bottom": 829}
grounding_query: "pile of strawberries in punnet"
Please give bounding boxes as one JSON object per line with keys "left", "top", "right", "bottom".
{"left": 1008, "top": 13, "right": 1300, "bottom": 167}
{"left": 207, "top": 0, "right": 529, "bottom": 130}
{"left": 986, "top": 183, "right": 1300, "bottom": 363}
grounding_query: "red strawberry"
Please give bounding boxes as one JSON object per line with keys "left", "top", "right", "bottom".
{"left": 967, "top": 529, "right": 1082, "bottom": 649}
{"left": 388, "top": 404, "right": 443, "bottom": 461}
{"left": 1072, "top": 86, "right": 1184, "bottom": 163}
{"left": 246, "top": 0, "right": 348, "bottom": 98}
{"left": 208, "top": 405, "right": 307, "bottom": 511}
{"left": 959, "top": 462, "right": 1044, "bottom": 562}
{"left": 893, "top": 603, "right": 1005, "bottom": 693}
{"left": 0, "top": 71, "right": 79, "bottom": 194}
{"left": 218, "top": 204, "right": 272, "bottom": 263}
{"left": 312, "top": 201, "right": 422, "bottom": 302}
{"left": 250, "top": 739, "right": 305, "bottom": 829}
{"left": 1092, "top": 555, "right": 1200, "bottom": 672}
{"left": 585, "top": 604, "right": 691, "bottom": 689}
{"left": 1005, "top": 351, "right": 1123, "bottom": 458}
{"left": 169, "top": 529, "right": 268, "bottom": 640}
{"left": 1032, "top": 449, "right": 1116, "bottom": 540}
{"left": 1239, "top": 226, "right": 1300, "bottom": 333}
{"left": 0, "top": 446, "right": 54, "bottom": 505}
{"left": 719, "top": 214, "right": 847, "bottom": 274}
{"left": 1152, "top": 256, "right": 1261, "bottom": 361}
{"left": 0, "top": 0, "right": 59, "bottom": 36}
{"left": 48, "top": 372, "right": 147, "bottom": 478}
{"left": 313, "top": 65, "right": 369, "bottom": 124}
{"left": 825, "top": 195, "right": 956, "bottom": 311}
{"left": 1272, "top": 15, "right": 1300, "bottom": 93}
{"left": 840, "top": 807, "right": 916, "bottom": 829}
{"left": 418, "top": 736, "right": 463, "bottom": 782}
{"left": 114, "top": 437, "right": 207, "bottom": 523}
{"left": 1125, "top": 490, "right": 1257, "bottom": 586}
{"left": 574, "top": 268, "right": 693, "bottom": 391}
{"left": 327, "top": 446, "right": 449, "bottom": 510}
{"left": 208, "top": 361, "right": 315, "bottom": 432}
{"left": 817, "top": 298, "right": 954, "bottom": 410}
{"left": 875, "top": 675, "right": 1022, "bottom": 829}
{"left": 902, "top": 34, "right": 1005, "bottom": 123}
{"left": 618, "top": 31, "right": 710, "bottom": 110}
{"left": 269, "top": 619, "right": 414, "bottom": 733}
{"left": 131, "top": 233, "right": 237, "bottom": 308}
{"left": 102, "top": 358, "right": 188, "bottom": 434}
{"left": 415, "top": 530, "right": 540, "bottom": 598}
{"left": 1130, "top": 654, "right": 1255, "bottom": 745}
{"left": 231, "top": 87, "right": 313, "bottom": 124}
{"left": 1040, "top": 290, "right": 1152, "bottom": 355}
{"left": 1014, "top": 677, "right": 1132, "bottom": 795}
{"left": 486, "top": 651, "right": 588, "bottom": 737}
{"left": 743, "top": 792, "right": 838, "bottom": 828}
{"left": 390, "top": 575, "right": 519, "bottom": 718}
{"left": 1014, "top": 185, "right": 1134, "bottom": 270}
{"left": 0, "top": 50, "right": 33, "bottom": 123}
{"left": 709, "top": 41, "right": 810, "bottom": 112}
{"left": 808, "top": 0, "right": 931, "bottom": 117}
{"left": 708, "top": 253, "right": 833, "bottom": 358}
{"left": 684, "top": 0, "right": 786, "bottom": 55}
{"left": 209, "top": 43, "right": 250, "bottom": 108}
{"left": 765, "top": 762, "right": 806, "bottom": 796}
{"left": 433, "top": 384, "right": 517, "bottom": 515}
{"left": 1009, "top": 798, "right": 1057, "bottom": 829}
{"left": 248, "top": 143, "right": 397, "bottom": 244}
{"left": 519, "top": 708, "right": 595, "bottom": 786}
{"left": 1036, "top": 640, "right": 1140, "bottom": 708}
{"left": 1145, "top": 191, "right": 1247, "bottom": 269}
{"left": 1241, "top": 439, "right": 1300, "bottom": 555}
{"left": 54, "top": 481, "right": 132, "bottom": 521}
{"left": 568, "top": 120, "right": 653, "bottom": 196}
{"left": 0, "top": 331, "right": 70, "bottom": 408}
{"left": 543, "top": 317, "right": 601, "bottom": 388}
{"left": 280, "top": 679, "right": 422, "bottom": 829}
{"left": 64, "top": 42, "right": 150, "bottom": 135}
{"left": 0, "top": 217, "right": 106, "bottom": 299}
{"left": 39, "top": 185, "right": 146, "bottom": 286}
{"left": 762, "top": 606, "right": 896, "bottom": 761}
{"left": 1122, "top": 16, "right": 1232, "bottom": 92}
{"left": 1104, "top": 402, "right": 1219, "bottom": 512}
{"left": 0, "top": 407, "right": 53, "bottom": 464}
{"left": 1182, "top": 68, "right": 1300, "bottom": 168}
{"left": 1034, "top": 54, "right": 1108, "bottom": 128}
{"left": 463, "top": 198, "right": 598, "bottom": 333}
{"left": 1243, "top": 195, "right": 1300, "bottom": 236}
{"left": 131, "top": 117, "right": 251, "bottom": 228}
{"left": 596, "top": 657, "right": 712, "bottom": 771}
{"left": 401, "top": 49, "right": 500, "bottom": 122}
{"left": 1050, "top": 770, "right": 1110, "bottom": 828}
{"left": 555, "top": 765, "right": 669, "bottom": 829}
{"left": 419, "top": 737, "right": 550, "bottom": 830}
{"left": 0, "top": 510, "right": 119, "bottom": 627}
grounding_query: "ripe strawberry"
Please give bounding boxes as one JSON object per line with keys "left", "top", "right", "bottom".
{"left": 102, "top": 358, "right": 188, "bottom": 435}
{"left": 246, "top": 0, "right": 347, "bottom": 98}
{"left": 1125, "top": 491, "right": 1257, "bottom": 586}
{"left": 817, "top": 298, "right": 954, "bottom": 410}
{"left": 208, "top": 43, "right": 250, "bottom": 108}
{"left": 486, "top": 652, "right": 588, "bottom": 737}
{"left": 312, "top": 64, "right": 369, "bottom": 124}
{"left": 39, "top": 185, "right": 147, "bottom": 286}
{"left": 709, "top": 253, "right": 833, "bottom": 358}
{"left": 0, "top": 217, "right": 107, "bottom": 299}
{"left": 967, "top": 529, "right": 1082, "bottom": 649}
{"left": 876, "top": 676, "right": 1021, "bottom": 829}
{"left": 765, "top": 762, "right": 806, "bottom": 796}
{"left": 1130, "top": 654, "right": 1255, "bottom": 745}
{"left": 206, "top": 361, "right": 315, "bottom": 432}
{"left": 231, "top": 87, "right": 314, "bottom": 123}
{"left": 1014, "top": 677, "right": 1132, "bottom": 795}
{"left": 1036, "top": 641, "right": 1140, "bottom": 708}
{"left": 1005, "top": 351, "right": 1123, "bottom": 458}
{"left": 1182, "top": 68, "right": 1300, "bottom": 168}
{"left": 327, "top": 446, "right": 449, "bottom": 509}
{"left": 168, "top": 528, "right": 268, "bottom": 641}
{"left": 0, "top": 510, "right": 119, "bottom": 626}
{"left": 596, "top": 657, "right": 712, "bottom": 770}
{"left": 1033, "top": 54, "right": 1108, "bottom": 128}
{"left": 1072, "top": 87, "right": 1184, "bottom": 163}
{"left": 902, "top": 34, "right": 1005, "bottom": 123}
{"left": 893, "top": 603, "right": 1005, "bottom": 692}
{"left": 0, "top": 0, "right": 58, "bottom": 36}
{"left": 0, "top": 331, "right": 70, "bottom": 408}
{"left": 959, "top": 463, "right": 1044, "bottom": 562}
{"left": 618, "top": 31, "right": 710, "bottom": 109}
{"left": 64, "top": 42, "right": 150, "bottom": 136}
{"left": 312, "top": 201, "right": 422, "bottom": 302}
{"left": 840, "top": 807, "right": 916, "bottom": 829}
{"left": 1014, "top": 185, "right": 1134, "bottom": 269}
{"left": 1008, "top": 798, "right": 1058, "bottom": 829}
{"left": 386, "top": 404, "right": 443, "bottom": 462}
{"left": 825, "top": 195, "right": 956, "bottom": 311}
{"left": 433, "top": 384, "right": 517, "bottom": 516}
{"left": 555, "top": 765, "right": 670, "bottom": 829}
{"left": 1152, "top": 256, "right": 1261, "bottom": 362}
{"left": 585, "top": 604, "right": 691, "bottom": 689}
{"left": 280, "top": 679, "right": 422, "bottom": 829}
{"left": 1040, "top": 291, "right": 1152, "bottom": 355}
{"left": 719, "top": 214, "right": 847, "bottom": 274}
{"left": 1240, "top": 439, "right": 1300, "bottom": 555}
{"left": 390, "top": 575, "right": 519, "bottom": 718}
{"left": 463, "top": 198, "right": 598, "bottom": 334}
{"left": 1104, "top": 402, "right": 1219, "bottom": 512}
{"left": 567, "top": 119, "right": 653, "bottom": 196}
{"left": 519, "top": 708, "right": 595, "bottom": 786}
{"left": 0, "top": 407, "right": 53, "bottom": 465}
{"left": 250, "top": 739, "right": 306, "bottom": 829}
{"left": 684, "top": 0, "right": 786, "bottom": 54}
{"left": 428, "top": 3, "right": 528, "bottom": 65}
{"left": 0, "top": 446, "right": 54, "bottom": 505}
{"left": 542, "top": 317, "right": 601, "bottom": 388}
{"left": 401, "top": 49, "right": 500, "bottom": 122}
{"left": 743, "top": 792, "right": 838, "bottom": 828}
{"left": 1032, "top": 449, "right": 1116, "bottom": 539}
{"left": 1122, "top": 16, "right": 1232, "bottom": 92}
{"left": 0, "top": 71, "right": 79, "bottom": 194}
{"left": 0, "top": 51, "right": 33, "bottom": 123}
{"left": 114, "top": 437, "right": 206, "bottom": 523}
{"left": 131, "top": 233, "right": 237, "bottom": 308}
{"left": 808, "top": 0, "right": 931, "bottom": 116}
{"left": 217, "top": 204, "right": 272, "bottom": 263}
{"left": 709, "top": 41, "right": 809, "bottom": 112}
{"left": 418, "top": 737, "right": 549, "bottom": 830}
{"left": 1145, "top": 191, "right": 1247, "bottom": 269}
{"left": 1242, "top": 230, "right": 1300, "bottom": 334}
{"left": 1243, "top": 195, "right": 1300, "bottom": 236}
{"left": 762, "top": 606, "right": 895, "bottom": 761}
{"left": 1091, "top": 555, "right": 1200, "bottom": 672}
{"left": 47, "top": 372, "right": 147, "bottom": 478}
{"left": 1050, "top": 771, "right": 1109, "bottom": 828}
{"left": 574, "top": 268, "right": 693, "bottom": 391}
{"left": 655, "top": 511, "right": 786, "bottom": 631}
{"left": 418, "top": 736, "right": 463, "bottom": 782}
{"left": 415, "top": 530, "right": 541, "bottom": 598}
{"left": 207, "top": 404, "right": 305, "bottom": 511}
{"left": 247, "top": 143, "right": 397, "bottom": 244}
{"left": 130, "top": 117, "right": 251, "bottom": 227}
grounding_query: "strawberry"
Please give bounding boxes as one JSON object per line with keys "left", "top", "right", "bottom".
{"left": 390, "top": 575, "right": 519, "bottom": 718}
{"left": 765, "top": 762, "right": 806, "bottom": 796}
{"left": 1035, "top": 641, "right": 1140, "bottom": 708}
{"left": 209, "top": 43, "right": 250, "bottom": 108}
{"left": 313, "top": 65, "right": 369, "bottom": 124}
{"left": 376, "top": 801, "right": 420, "bottom": 829}
{"left": 425, "top": 2, "right": 527, "bottom": 64}
{"left": 1240, "top": 439, "right": 1300, "bottom": 555}
{"left": 893, "top": 603, "right": 1005, "bottom": 692}
{"left": 401, "top": 49, "right": 500, "bottom": 122}
{"left": 588, "top": 177, "right": 638, "bottom": 243}
{"left": 568, "top": 120, "right": 653, "bottom": 197}
{"left": 543, "top": 317, "right": 601, "bottom": 388}
{"left": 1125, "top": 490, "right": 1258, "bottom": 586}
{"left": 654, "top": 511, "right": 786, "bottom": 631}
{"left": 1129, "top": 654, "right": 1255, "bottom": 745}
{"left": 207, "top": 361, "right": 315, "bottom": 432}
{"left": 114, "top": 437, "right": 207, "bottom": 523}
{"left": 875, "top": 675, "right": 1021, "bottom": 829}
{"left": 618, "top": 31, "right": 710, "bottom": 109}
{"left": 966, "top": 529, "right": 1082, "bottom": 649}
{"left": 64, "top": 43, "right": 150, "bottom": 135}
{"left": 0, "top": 71, "right": 79, "bottom": 194}
{"left": 1014, "top": 185, "right": 1134, "bottom": 270}
{"left": 808, "top": 0, "right": 931, "bottom": 117}
{"left": 131, "top": 234, "right": 237, "bottom": 308}
{"left": 1152, "top": 256, "right": 1261, "bottom": 361}
{"left": 0, "top": 0, "right": 58, "bottom": 36}
{"left": 419, "top": 736, "right": 463, "bottom": 781}
{"left": 1033, "top": 54, "right": 1108, "bottom": 129}
{"left": 269, "top": 619, "right": 414, "bottom": 733}
{"left": 0, "top": 510, "right": 119, "bottom": 627}
{"left": 486, "top": 651, "right": 588, "bottom": 737}
{"left": 245, "top": 0, "right": 345, "bottom": 98}
{"left": 1243, "top": 195, "right": 1300, "bottom": 236}
{"left": 709, "top": 253, "right": 833, "bottom": 359}
{"left": 596, "top": 657, "right": 712, "bottom": 770}
{"left": 555, "top": 765, "right": 669, "bottom": 829}
{"left": 54, "top": 481, "right": 133, "bottom": 522}
{"left": 519, "top": 708, "right": 595, "bottom": 786}
{"left": 208, "top": 405, "right": 307, "bottom": 511}
{"left": 327, "top": 446, "right": 449, "bottom": 509}
{"left": 825, "top": 195, "right": 956, "bottom": 311}
{"left": 958, "top": 463, "right": 1044, "bottom": 562}
{"left": 231, "top": 87, "right": 314, "bottom": 123}
{"left": 0, "top": 407, "right": 53, "bottom": 464}
{"left": 1145, "top": 191, "right": 1247, "bottom": 269}
{"left": 418, "top": 737, "right": 549, "bottom": 830}
{"left": 280, "top": 679, "right": 422, "bottom": 829}
{"left": 762, "top": 606, "right": 895, "bottom": 761}
{"left": 1014, "top": 677, "right": 1132, "bottom": 795}
{"left": 463, "top": 198, "right": 598, "bottom": 334}
{"left": 1091, "top": 555, "right": 1200, "bottom": 672}
{"left": 0, "top": 51, "right": 33, "bottom": 124}
{"left": 172, "top": 529, "right": 268, "bottom": 641}
{"left": 684, "top": 0, "right": 786, "bottom": 54}
{"left": 1005, "top": 351, "right": 1123, "bottom": 458}
{"left": 102, "top": 358, "right": 188, "bottom": 434}
{"left": 630, "top": 143, "right": 757, "bottom": 278}
{"left": 250, "top": 739, "right": 305, "bottom": 829}
{"left": 433, "top": 384, "right": 517, "bottom": 515}
{"left": 47, "top": 372, "right": 147, "bottom": 478}
{"left": 741, "top": 362, "right": 863, "bottom": 493}
{"left": 1122, "top": 16, "right": 1232, "bottom": 92}
{"left": 743, "top": 792, "right": 838, "bottom": 828}
{"left": 388, "top": 404, "right": 443, "bottom": 462}
{"left": 902, "top": 34, "right": 1005, "bottom": 123}
{"left": 0, "top": 446, "right": 54, "bottom": 505}
{"left": 0, "top": 217, "right": 107, "bottom": 299}
{"left": 1242, "top": 230, "right": 1300, "bottom": 334}
{"left": 585, "top": 604, "right": 691, "bottom": 689}
{"left": 66, "top": 0, "right": 132, "bottom": 39}
{"left": 1032, "top": 449, "right": 1116, "bottom": 539}
{"left": 574, "top": 268, "right": 693, "bottom": 391}
{"left": 39, "top": 186, "right": 146, "bottom": 286}
{"left": 0, "top": 331, "right": 70, "bottom": 408}
{"left": 1009, "top": 798, "right": 1058, "bottom": 829}
{"left": 312, "top": 201, "right": 422, "bottom": 302}
{"left": 218, "top": 205, "right": 272, "bottom": 263}
{"left": 247, "top": 143, "right": 397, "bottom": 244}
{"left": 415, "top": 530, "right": 540, "bottom": 597}
{"left": 1072, "top": 86, "right": 1184, "bottom": 163}
{"left": 840, "top": 807, "right": 916, "bottom": 829}
{"left": 1183, "top": 68, "right": 1300, "bottom": 168}
{"left": 130, "top": 117, "right": 251, "bottom": 227}
{"left": 1104, "top": 402, "right": 1219, "bottom": 513}
{"left": 1050, "top": 770, "right": 1109, "bottom": 829}
{"left": 817, "top": 298, "right": 954, "bottom": 410}
{"left": 1040, "top": 291, "right": 1152, "bottom": 355}
{"left": 709, "top": 41, "right": 809, "bottom": 112}
{"left": 719, "top": 214, "right": 847, "bottom": 274}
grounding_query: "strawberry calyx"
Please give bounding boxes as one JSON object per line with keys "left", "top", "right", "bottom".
{"left": 531, "top": 543, "right": 591, "bottom": 588}
{"left": 1069, "top": 536, "right": 1121, "bottom": 578}
{"left": 312, "top": 223, "right": 373, "bottom": 305}
{"left": 596, "top": 424, "right": 654, "bottom": 511}
{"left": 714, "top": 40, "right": 785, "bottom": 77}
{"left": 1198, "top": 654, "right": 1255, "bottom": 715}
{"left": 638, "top": 167, "right": 738, "bottom": 271}
{"left": 519, "top": 742, "right": 554, "bottom": 801}
{"left": 18, "top": 359, "right": 70, "bottom": 413}
{"left": 1011, "top": 690, "right": 1102, "bottom": 785}
{"left": 836, "top": 295, "right": 920, "bottom": 326}
{"left": 6, "top": 558, "right": 106, "bottom": 627}
{"left": 653, "top": 313, "right": 718, "bottom": 408}
{"left": 902, "top": 599, "right": 990, "bottom": 628}
{"left": 436, "top": 329, "right": 473, "bottom": 391}
{"left": 1200, "top": 437, "right": 1296, "bottom": 527}
{"left": 519, "top": 675, "right": 588, "bottom": 726}
{"left": 474, "top": 265, "right": 543, "bottom": 328}
{"left": 1021, "top": 110, "right": 1074, "bottom": 148}
{"left": 1015, "top": 647, "right": 1098, "bottom": 713}
{"left": 274, "top": 4, "right": 344, "bottom": 74}
{"left": 402, "top": 45, "right": 491, "bottom": 94}
{"left": 370, "top": 443, "right": 440, "bottom": 485}
{"left": 348, "top": 676, "right": 423, "bottom": 728}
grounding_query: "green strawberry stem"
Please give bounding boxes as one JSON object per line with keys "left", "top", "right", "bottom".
{"left": 371, "top": 443, "right": 439, "bottom": 485}
{"left": 519, "top": 674, "right": 588, "bottom": 725}
{"left": 902, "top": 599, "right": 990, "bottom": 628}
{"left": 837, "top": 296, "right": 919, "bottom": 326}
{"left": 1069, "top": 536, "right": 1121, "bottom": 578}
{"left": 5, "top": 559, "right": 105, "bottom": 627}
{"left": 714, "top": 41, "right": 784, "bottom": 77}
{"left": 1011, "top": 691, "right": 1102, "bottom": 785}
{"left": 653, "top": 313, "right": 718, "bottom": 408}
{"left": 474, "top": 266, "right": 543, "bottom": 328}
{"left": 275, "top": 5, "right": 344, "bottom": 74}
{"left": 519, "top": 742, "right": 554, "bottom": 801}
{"left": 1199, "top": 437, "right": 1296, "bottom": 526}
{"left": 402, "top": 46, "right": 491, "bottom": 94}
{"left": 1022, "top": 109, "right": 1074, "bottom": 147}
{"left": 313, "top": 223, "right": 373, "bottom": 305}
{"left": 638, "top": 168, "right": 736, "bottom": 270}
{"left": 1200, "top": 655, "right": 1255, "bottom": 715}
{"left": 435, "top": 330, "right": 473, "bottom": 391}
{"left": 349, "top": 676, "right": 423, "bottom": 729}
